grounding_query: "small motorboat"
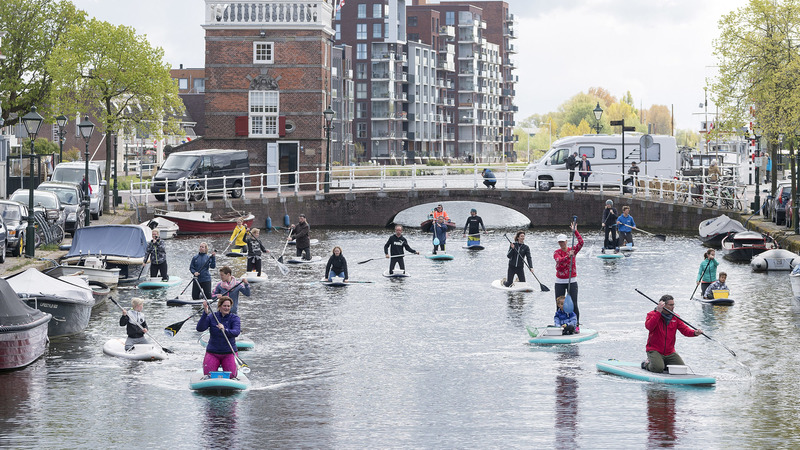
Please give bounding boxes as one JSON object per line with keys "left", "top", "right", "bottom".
{"left": 698, "top": 215, "right": 747, "bottom": 248}
{"left": 88, "top": 281, "right": 111, "bottom": 308}
{"left": 60, "top": 225, "right": 152, "bottom": 286}
{"left": 751, "top": 249, "right": 800, "bottom": 272}
{"left": 153, "top": 209, "right": 254, "bottom": 235}
{"left": 790, "top": 270, "right": 800, "bottom": 301}
{"left": 721, "top": 231, "right": 778, "bottom": 262}
{"left": 141, "top": 217, "right": 179, "bottom": 239}
{"left": 0, "top": 278, "right": 51, "bottom": 370}
{"left": 44, "top": 257, "right": 121, "bottom": 287}
{"left": 420, "top": 219, "right": 457, "bottom": 233}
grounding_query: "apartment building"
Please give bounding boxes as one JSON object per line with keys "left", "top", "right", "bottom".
{"left": 331, "top": 45, "right": 355, "bottom": 165}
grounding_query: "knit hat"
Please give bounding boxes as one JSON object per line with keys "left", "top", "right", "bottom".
{"left": 470, "top": 208, "right": 477, "bottom": 213}
{"left": 606, "top": 200, "right": 613, "bottom": 206}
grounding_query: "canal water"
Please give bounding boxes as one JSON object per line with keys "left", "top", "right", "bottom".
{"left": 1, "top": 203, "right": 798, "bottom": 447}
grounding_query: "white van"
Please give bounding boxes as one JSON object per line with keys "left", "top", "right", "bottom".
{"left": 521, "top": 134, "right": 679, "bottom": 191}
{"left": 51, "top": 162, "right": 105, "bottom": 219}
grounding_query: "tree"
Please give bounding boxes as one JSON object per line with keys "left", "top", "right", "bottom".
{"left": 0, "top": 0, "right": 85, "bottom": 126}
{"left": 47, "top": 18, "right": 184, "bottom": 213}
{"left": 644, "top": 105, "right": 672, "bottom": 135}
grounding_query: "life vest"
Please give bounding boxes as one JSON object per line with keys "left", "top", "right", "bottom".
{"left": 432, "top": 210, "right": 449, "bottom": 221}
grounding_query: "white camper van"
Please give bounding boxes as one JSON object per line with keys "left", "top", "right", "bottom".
{"left": 521, "top": 134, "right": 679, "bottom": 191}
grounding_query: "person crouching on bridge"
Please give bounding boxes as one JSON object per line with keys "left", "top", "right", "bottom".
{"left": 289, "top": 214, "right": 312, "bottom": 260}
{"left": 482, "top": 168, "right": 497, "bottom": 189}
{"left": 384, "top": 225, "right": 419, "bottom": 274}
{"left": 504, "top": 230, "right": 533, "bottom": 287}
{"left": 432, "top": 216, "right": 448, "bottom": 254}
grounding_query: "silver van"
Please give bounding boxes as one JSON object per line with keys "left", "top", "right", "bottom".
{"left": 50, "top": 162, "right": 106, "bottom": 219}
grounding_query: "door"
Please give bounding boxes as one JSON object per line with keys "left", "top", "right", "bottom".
{"left": 278, "top": 142, "right": 298, "bottom": 187}
{"left": 266, "top": 143, "right": 279, "bottom": 187}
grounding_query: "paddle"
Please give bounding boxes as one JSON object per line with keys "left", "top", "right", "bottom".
{"left": 244, "top": 228, "right": 289, "bottom": 275}
{"left": 691, "top": 256, "right": 712, "bottom": 300}
{"left": 502, "top": 233, "right": 549, "bottom": 292}
{"left": 563, "top": 217, "right": 577, "bottom": 314}
{"left": 202, "top": 299, "right": 250, "bottom": 374}
{"left": 109, "top": 297, "right": 174, "bottom": 354}
{"left": 635, "top": 289, "right": 737, "bottom": 357}
{"left": 277, "top": 226, "right": 292, "bottom": 263}
{"left": 167, "top": 277, "right": 196, "bottom": 303}
{"left": 358, "top": 253, "right": 418, "bottom": 264}
{"left": 164, "top": 307, "right": 203, "bottom": 337}
{"left": 636, "top": 228, "right": 667, "bottom": 241}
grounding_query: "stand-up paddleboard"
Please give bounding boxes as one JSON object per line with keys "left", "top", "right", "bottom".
{"left": 288, "top": 239, "right": 319, "bottom": 246}
{"left": 321, "top": 277, "right": 348, "bottom": 287}
{"left": 491, "top": 279, "right": 534, "bottom": 292}
{"left": 102, "top": 338, "right": 167, "bottom": 361}
{"left": 596, "top": 359, "right": 716, "bottom": 386}
{"left": 597, "top": 253, "right": 624, "bottom": 259}
{"left": 286, "top": 256, "right": 323, "bottom": 264}
{"left": 620, "top": 245, "right": 638, "bottom": 252}
{"left": 138, "top": 276, "right": 183, "bottom": 290}
{"left": 225, "top": 248, "right": 247, "bottom": 258}
{"left": 692, "top": 296, "right": 735, "bottom": 306}
{"left": 241, "top": 272, "right": 268, "bottom": 283}
{"left": 189, "top": 369, "right": 250, "bottom": 392}
{"left": 383, "top": 270, "right": 410, "bottom": 278}
{"left": 198, "top": 332, "right": 254, "bottom": 351}
{"left": 527, "top": 326, "right": 598, "bottom": 344}
{"left": 425, "top": 253, "right": 455, "bottom": 261}
{"left": 166, "top": 297, "right": 204, "bottom": 307}
{"left": 462, "top": 245, "right": 485, "bottom": 251}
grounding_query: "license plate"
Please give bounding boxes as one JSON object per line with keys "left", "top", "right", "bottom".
{"left": 157, "top": 188, "right": 165, "bottom": 193}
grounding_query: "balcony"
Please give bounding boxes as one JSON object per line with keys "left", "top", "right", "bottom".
{"left": 372, "top": 52, "right": 394, "bottom": 61}
{"left": 438, "top": 60, "right": 455, "bottom": 72}
{"left": 439, "top": 25, "right": 455, "bottom": 37}
{"left": 204, "top": 0, "right": 333, "bottom": 29}
{"left": 506, "top": 43, "right": 517, "bottom": 54}
{"left": 504, "top": 26, "right": 516, "bottom": 39}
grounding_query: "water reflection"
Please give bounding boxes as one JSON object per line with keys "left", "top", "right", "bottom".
{"left": 505, "top": 293, "right": 526, "bottom": 328}
{"left": 554, "top": 347, "right": 580, "bottom": 447}
{"left": 646, "top": 388, "right": 679, "bottom": 447}
{"left": 0, "top": 359, "right": 45, "bottom": 423}
{"left": 200, "top": 396, "right": 241, "bottom": 448}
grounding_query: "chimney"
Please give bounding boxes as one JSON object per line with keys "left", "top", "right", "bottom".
{"left": 179, "top": 63, "right": 184, "bottom": 70}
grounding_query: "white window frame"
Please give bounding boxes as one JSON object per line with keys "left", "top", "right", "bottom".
{"left": 253, "top": 41, "right": 274, "bottom": 64}
{"left": 249, "top": 90, "right": 280, "bottom": 137}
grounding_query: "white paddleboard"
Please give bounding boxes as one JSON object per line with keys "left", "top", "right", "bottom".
{"left": 383, "top": 270, "right": 410, "bottom": 278}
{"left": 692, "top": 296, "right": 734, "bottom": 306}
{"left": 286, "top": 256, "right": 323, "bottom": 264}
{"left": 527, "top": 327, "right": 599, "bottom": 344}
{"left": 241, "top": 271, "right": 268, "bottom": 283}
{"left": 321, "top": 277, "right": 348, "bottom": 287}
{"left": 491, "top": 279, "right": 534, "bottom": 292}
{"left": 596, "top": 359, "right": 716, "bottom": 386}
{"left": 102, "top": 338, "right": 166, "bottom": 361}
{"left": 288, "top": 239, "right": 319, "bottom": 246}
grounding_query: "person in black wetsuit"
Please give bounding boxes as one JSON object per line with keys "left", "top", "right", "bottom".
{"left": 384, "top": 225, "right": 419, "bottom": 274}
{"left": 463, "top": 208, "right": 487, "bottom": 247}
{"left": 245, "top": 228, "right": 268, "bottom": 276}
{"left": 325, "top": 246, "right": 349, "bottom": 282}
{"left": 505, "top": 230, "right": 534, "bottom": 287}
{"left": 601, "top": 199, "right": 619, "bottom": 253}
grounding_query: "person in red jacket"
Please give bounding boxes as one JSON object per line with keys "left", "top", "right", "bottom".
{"left": 643, "top": 295, "right": 703, "bottom": 373}
{"left": 553, "top": 222, "right": 583, "bottom": 326}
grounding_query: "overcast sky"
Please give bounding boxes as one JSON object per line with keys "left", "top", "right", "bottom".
{"left": 72, "top": 0, "right": 749, "bottom": 131}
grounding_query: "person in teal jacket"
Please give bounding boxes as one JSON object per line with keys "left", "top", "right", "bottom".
{"left": 696, "top": 249, "right": 719, "bottom": 295}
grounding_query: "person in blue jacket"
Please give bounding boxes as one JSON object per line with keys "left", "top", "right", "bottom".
{"left": 554, "top": 295, "right": 577, "bottom": 335}
{"left": 197, "top": 296, "right": 240, "bottom": 379}
{"left": 212, "top": 266, "right": 250, "bottom": 315}
{"left": 432, "top": 216, "right": 448, "bottom": 254}
{"left": 482, "top": 168, "right": 496, "bottom": 189}
{"left": 616, "top": 206, "right": 637, "bottom": 247}
{"left": 190, "top": 242, "right": 216, "bottom": 300}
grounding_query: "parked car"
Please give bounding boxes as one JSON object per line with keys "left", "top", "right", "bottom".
{"left": 0, "top": 201, "right": 28, "bottom": 257}
{"left": 151, "top": 149, "right": 250, "bottom": 201}
{"left": 771, "top": 181, "right": 792, "bottom": 225}
{"left": 37, "top": 181, "right": 87, "bottom": 236}
{"left": 9, "top": 190, "right": 66, "bottom": 236}
{"left": 50, "top": 162, "right": 105, "bottom": 220}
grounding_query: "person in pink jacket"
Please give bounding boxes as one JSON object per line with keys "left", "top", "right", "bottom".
{"left": 553, "top": 222, "right": 583, "bottom": 326}
{"left": 642, "top": 295, "right": 703, "bottom": 373}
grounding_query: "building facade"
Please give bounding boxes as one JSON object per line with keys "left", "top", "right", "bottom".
{"left": 331, "top": 45, "right": 355, "bottom": 165}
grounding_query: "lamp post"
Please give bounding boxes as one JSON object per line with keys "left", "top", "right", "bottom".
{"left": 610, "top": 118, "right": 636, "bottom": 178}
{"left": 794, "top": 131, "right": 800, "bottom": 234}
{"left": 56, "top": 114, "right": 68, "bottom": 162}
{"left": 538, "top": 121, "right": 552, "bottom": 149}
{"left": 593, "top": 102, "right": 603, "bottom": 134}
{"left": 78, "top": 116, "right": 94, "bottom": 226}
{"left": 323, "top": 106, "right": 335, "bottom": 193}
{"left": 21, "top": 106, "right": 44, "bottom": 257}
{"left": 753, "top": 129, "right": 762, "bottom": 214}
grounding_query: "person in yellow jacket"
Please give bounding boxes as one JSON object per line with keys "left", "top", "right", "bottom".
{"left": 228, "top": 217, "right": 248, "bottom": 253}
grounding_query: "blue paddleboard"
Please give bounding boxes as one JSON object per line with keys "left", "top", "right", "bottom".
{"left": 527, "top": 327, "right": 598, "bottom": 344}
{"left": 596, "top": 359, "right": 716, "bottom": 386}
{"left": 189, "top": 370, "right": 250, "bottom": 392}
{"left": 597, "top": 253, "right": 624, "bottom": 259}
{"left": 425, "top": 253, "right": 455, "bottom": 260}
{"left": 138, "top": 276, "right": 183, "bottom": 289}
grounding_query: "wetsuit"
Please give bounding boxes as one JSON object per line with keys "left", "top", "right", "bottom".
{"left": 384, "top": 234, "right": 417, "bottom": 274}
{"left": 505, "top": 242, "right": 532, "bottom": 287}
{"left": 463, "top": 215, "right": 486, "bottom": 247}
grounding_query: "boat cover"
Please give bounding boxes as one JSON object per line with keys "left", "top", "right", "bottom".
{"left": 698, "top": 215, "right": 746, "bottom": 238}
{"left": 0, "top": 277, "right": 49, "bottom": 327}
{"left": 65, "top": 225, "right": 148, "bottom": 260}
{"left": 6, "top": 268, "right": 94, "bottom": 304}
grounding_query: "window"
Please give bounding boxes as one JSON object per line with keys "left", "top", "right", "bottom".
{"left": 601, "top": 148, "right": 617, "bottom": 159}
{"left": 193, "top": 78, "right": 205, "bottom": 93}
{"left": 355, "top": 63, "right": 367, "bottom": 79}
{"left": 550, "top": 149, "right": 568, "bottom": 165}
{"left": 409, "top": 33, "right": 419, "bottom": 42}
{"left": 357, "top": 24, "right": 367, "bottom": 40}
{"left": 446, "top": 11, "right": 455, "bottom": 26}
{"left": 249, "top": 91, "right": 280, "bottom": 137}
{"left": 357, "top": 4, "right": 366, "bottom": 18}
{"left": 643, "top": 144, "right": 661, "bottom": 161}
{"left": 357, "top": 122, "right": 367, "bottom": 138}
{"left": 357, "top": 43, "right": 367, "bottom": 59}
{"left": 178, "top": 78, "right": 188, "bottom": 90}
{"left": 335, "top": 23, "right": 341, "bottom": 41}
{"left": 356, "top": 102, "right": 367, "bottom": 118}
{"left": 253, "top": 42, "right": 274, "bottom": 64}
{"left": 578, "top": 146, "right": 595, "bottom": 159}
{"left": 356, "top": 82, "right": 367, "bottom": 99}
{"left": 373, "top": 23, "right": 382, "bottom": 38}
{"left": 373, "top": 4, "right": 382, "bottom": 18}
{"left": 408, "top": 16, "right": 418, "bottom": 27}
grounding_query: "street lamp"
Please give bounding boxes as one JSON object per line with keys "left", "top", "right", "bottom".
{"left": 753, "top": 128, "right": 762, "bottom": 214}
{"left": 78, "top": 115, "right": 94, "bottom": 226}
{"left": 21, "top": 106, "right": 44, "bottom": 257}
{"left": 56, "top": 114, "right": 68, "bottom": 162}
{"left": 793, "top": 131, "right": 800, "bottom": 234}
{"left": 610, "top": 118, "right": 636, "bottom": 179}
{"left": 538, "top": 121, "right": 552, "bottom": 149}
{"left": 593, "top": 102, "right": 603, "bottom": 134}
{"left": 323, "top": 105, "right": 335, "bottom": 193}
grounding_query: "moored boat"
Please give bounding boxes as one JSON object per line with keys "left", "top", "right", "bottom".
{"left": 60, "top": 225, "right": 151, "bottom": 286}
{"left": 6, "top": 268, "right": 94, "bottom": 338}
{"left": 141, "top": 217, "right": 179, "bottom": 239}
{"left": 790, "top": 270, "right": 800, "bottom": 300}
{"left": 0, "top": 278, "right": 51, "bottom": 370}
{"left": 153, "top": 209, "right": 254, "bottom": 235}
{"left": 750, "top": 249, "right": 800, "bottom": 272}
{"left": 698, "top": 215, "right": 747, "bottom": 248}
{"left": 721, "top": 231, "right": 778, "bottom": 262}
{"left": 88, "top": 281, "right": 110, "bottom": 309}
{"left": 44, "top": 258, "right": 121, "bottom": 287}
{"left": 420, "top": 219, "right": 457, "bottom": 233}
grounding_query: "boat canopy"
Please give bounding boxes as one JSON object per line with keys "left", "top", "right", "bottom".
{"left": 0, "top": 277, "right": 49, "bottom": 327}
{"left": 6, "top": 268, "right": 94, "bottom": 305}
{"left": 66, "top": 225, "right": 149, "bottom": 260}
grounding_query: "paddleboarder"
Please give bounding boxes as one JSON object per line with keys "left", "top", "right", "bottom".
{"left": 325, "top": 246, "right": 349, "bottom": 282}
{"left": 289, "top": 214, "right": 312, "bottom": 261}
{"left": 432, "top": 216, "right": 448, "bottom": 254}
{"left": 228, "top": 217, "right": 248, "bottom": 253}
{"left": 616, "top": 206, "right": 637, "bottom": 248}
{"left": 703, "top": 272, "right": 728, "bottom": 299}
{"left": 197, "top": 296, "right": 241, "bottom": 379}
{"left": 245, "top": 228, "right": 268, "bottom": 276}
{"left": 504, "top": 230, "right": 533, "bottom": 287}
{"left": 463, "top": 208, "right": 486, "bottom": 247}
{"left": 601, "top": 199, "right": 618, "bottom": 253}
{"left": 554, "top": 222, "right": 583, "bottom": 327}
{"left": 143, "top": 228, "right": 169, "bottom": 281}
{"left": 212, "top": 266, "right": 250, "bottom": 315}
{"left": 384, "top": 225, "right": 419, "bottom": 274}
{"left": 119, "top": 297, "right": 150, "bottom": 351}
{"left": 696, "top": 249, "right": 718, "bottom": 295}
{"left": 642, "top": 295, "right": 703, "bottom": 373}
{"left": 189, "top": 242, "right": 216, "bottom": 300}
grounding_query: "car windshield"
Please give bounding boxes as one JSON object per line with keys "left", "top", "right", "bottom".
{"left": 0, "top": 204, "right": 21, "bottom": 221}
{"left": 161, "top": 155, "right": 199, "bottom": 171}
{"left": 42, "top": 187, "right": 78, "bottom": 205}
{"left": 10, "top": 191, "right": 59, "bottom": 209}
{"left": 52, "top": 167, "right": 98, "bottom": 185}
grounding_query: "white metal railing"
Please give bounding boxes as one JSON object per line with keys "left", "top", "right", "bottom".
{"left": 205, "top": 1, "right": 332, "bottom": 27}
